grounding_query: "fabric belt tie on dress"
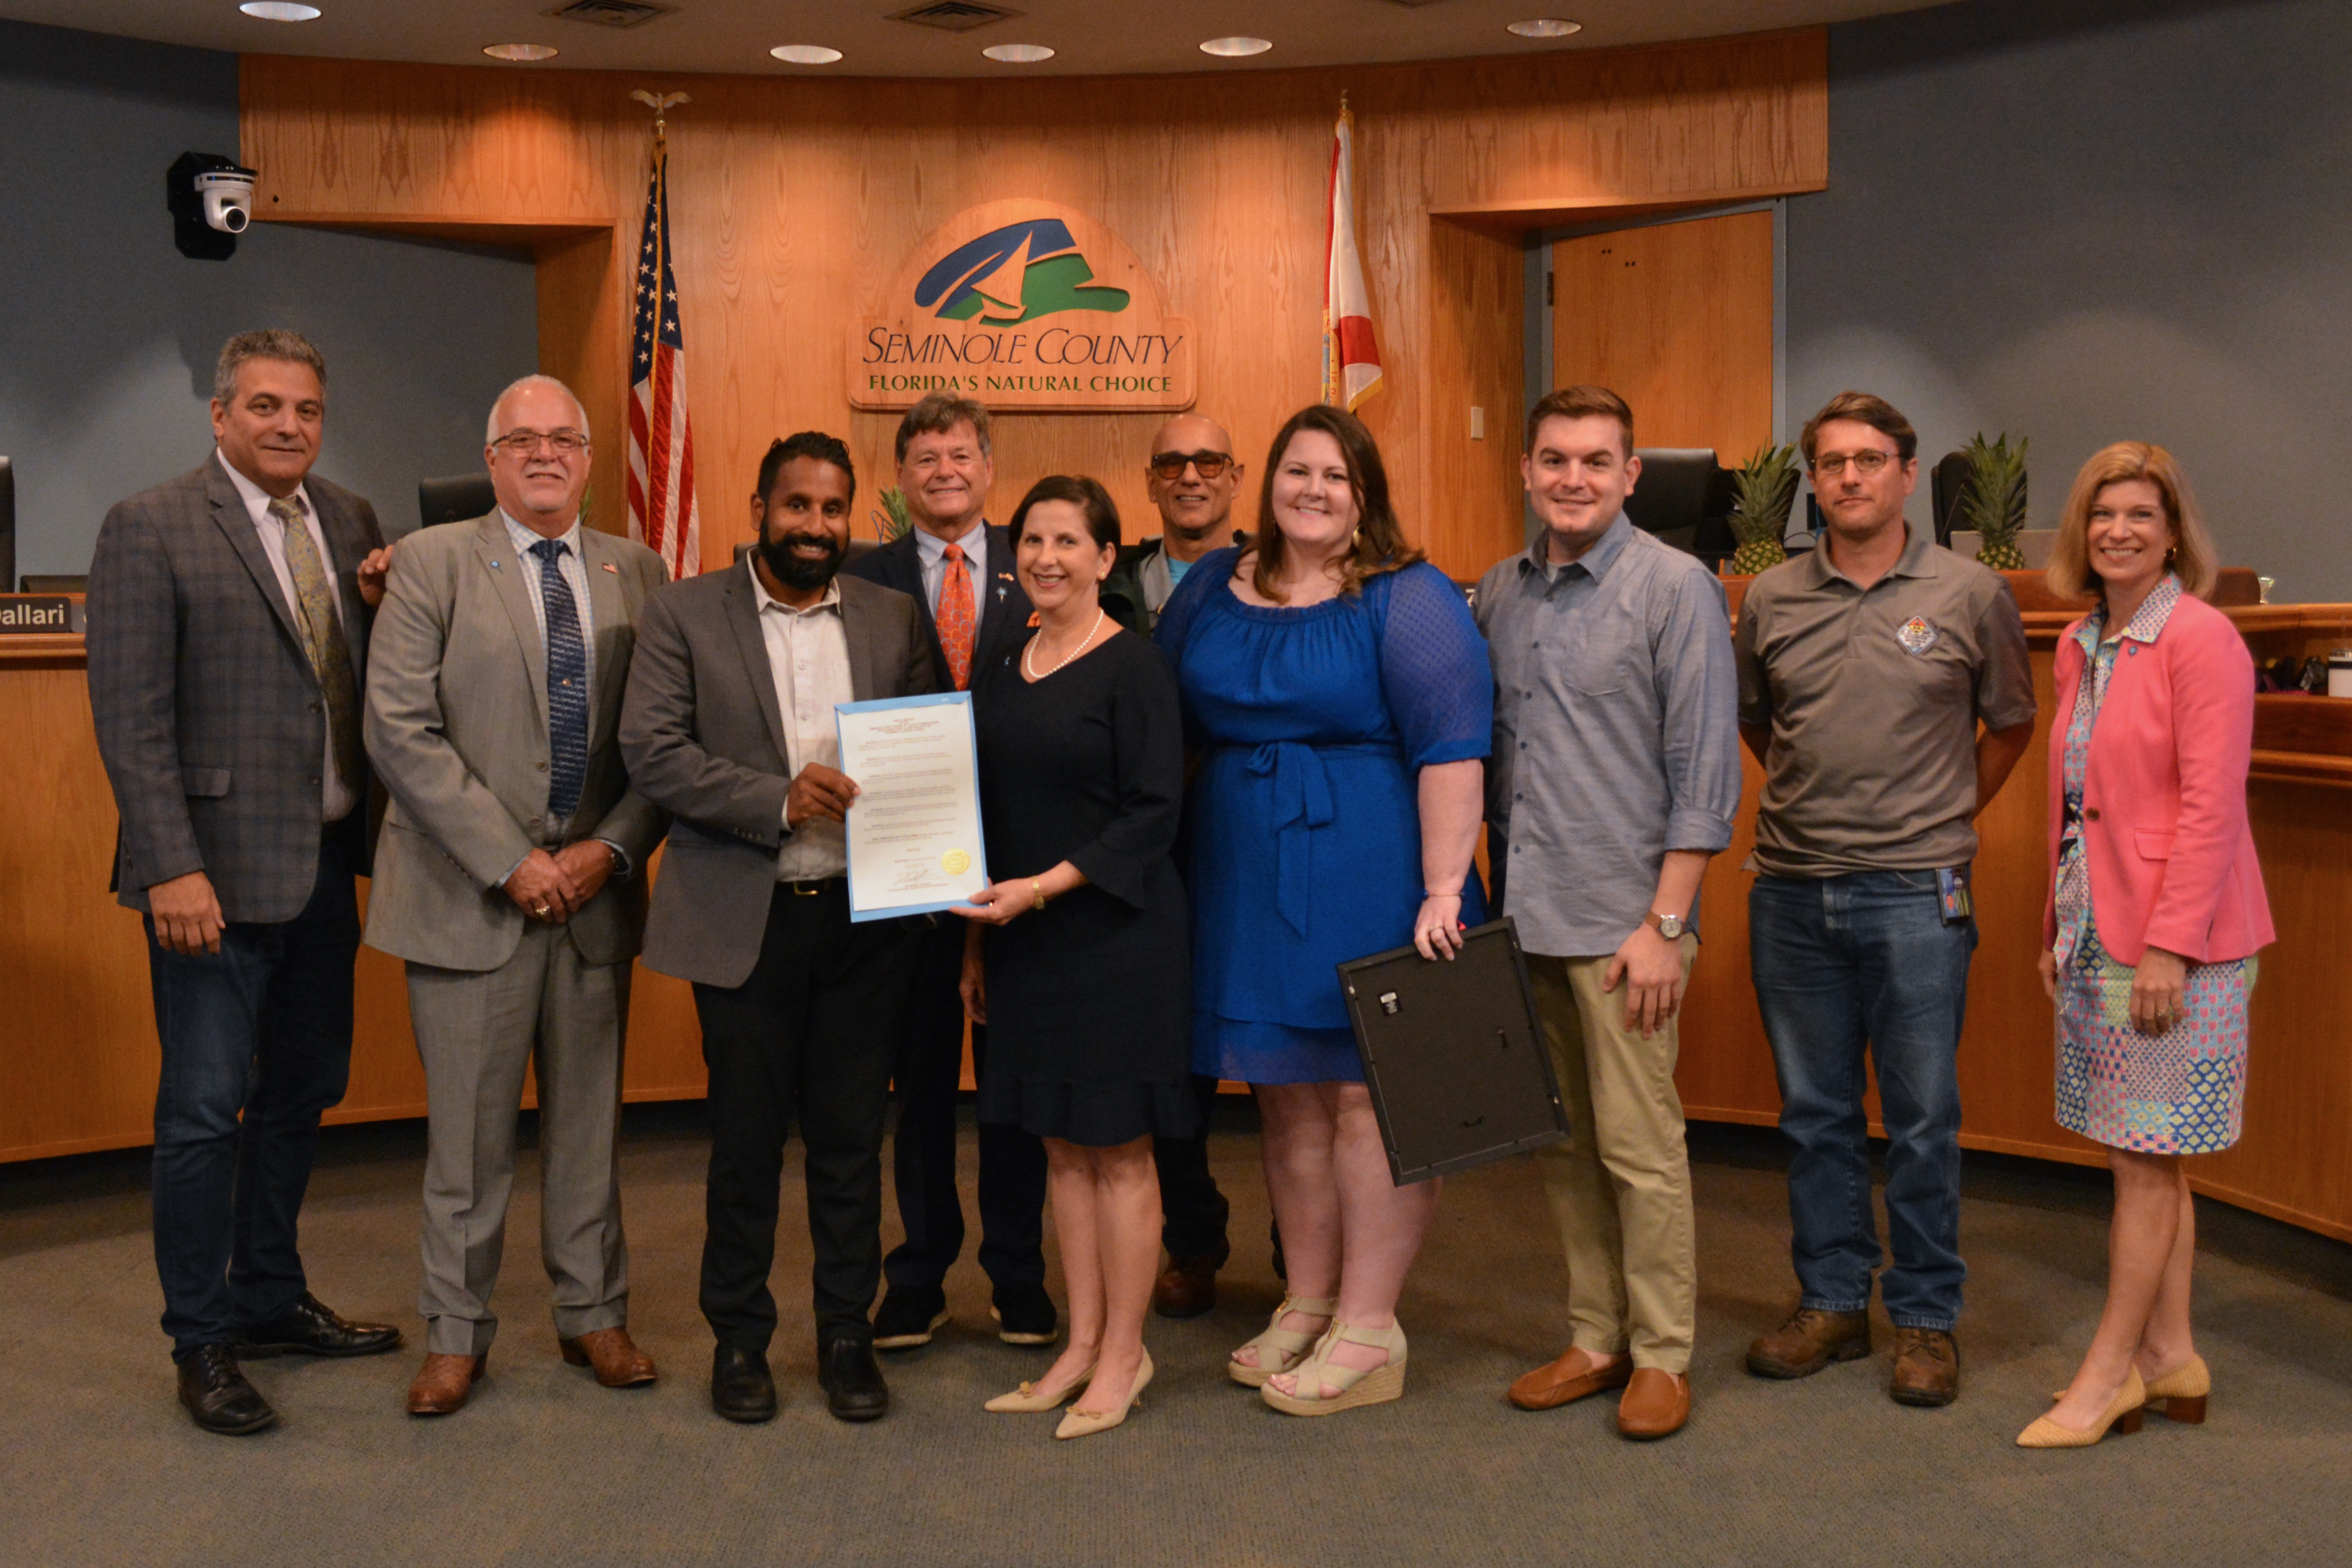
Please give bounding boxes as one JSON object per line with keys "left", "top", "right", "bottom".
{"left": 1238, "top": 741, "right": 1391, "bottom": 938}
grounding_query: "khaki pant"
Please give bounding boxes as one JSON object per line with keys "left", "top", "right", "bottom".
{"left": 1527, "top": 935, "right": 1699, "bottom": 1374}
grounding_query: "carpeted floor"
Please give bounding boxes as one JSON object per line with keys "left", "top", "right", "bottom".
{"left": 1, "top": 1103, "right": 2347, "bottom": 1568}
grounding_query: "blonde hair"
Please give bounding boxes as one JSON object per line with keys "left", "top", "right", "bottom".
{"left": 2046, "top": 441, "right": 2218, "bottom": 603}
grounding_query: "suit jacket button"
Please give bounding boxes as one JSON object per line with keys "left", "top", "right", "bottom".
{"left": 308, "top": 774, "right": 321, "bottom": 785}
{"left": 2084, "top": 806, "right": 2101, "bottom": 822}
{"left": 537, "top": 760, "right": 549, "bottom": 772}
{"left": 308, "top": 701, "right": 323, "bottom": 714}
{"left": 529, "top": 817, "right": 544, "bottom": 831}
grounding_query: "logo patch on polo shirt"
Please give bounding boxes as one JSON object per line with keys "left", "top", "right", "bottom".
{"left": 1895, "top": 615, "right": 1939, "bottom": 655}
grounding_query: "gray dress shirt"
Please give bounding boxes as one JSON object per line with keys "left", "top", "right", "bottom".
{"left": 1475, "top": 516, "right": 1742, "bottom": 958}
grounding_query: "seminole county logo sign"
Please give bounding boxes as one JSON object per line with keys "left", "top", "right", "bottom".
{"left": 851, "top": 200, "right": 1195, "bottom": 413}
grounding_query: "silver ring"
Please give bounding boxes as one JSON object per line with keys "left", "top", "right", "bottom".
{"left": 534, "top": 904, "right": 551, "bottom": 917}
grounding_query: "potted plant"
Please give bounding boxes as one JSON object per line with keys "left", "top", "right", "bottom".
{"left": 1728, "top": 442, "right": 1799, "bottom": 575}
{"left": 1958, "top": 432, "right": 2029, "bottom": 570}
{"left": 871, "top": 486, "right": 912, "bottom": 542}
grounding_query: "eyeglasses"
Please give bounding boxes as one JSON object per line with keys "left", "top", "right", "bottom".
{"left": 492, "top": 427, "right": 588, "bottom": 457}
{"left": 1149, "top": 450, "right": 1233, "bottom": 481}
{"left": 1811, "top": 449, "right": 1896, "bottom": 478}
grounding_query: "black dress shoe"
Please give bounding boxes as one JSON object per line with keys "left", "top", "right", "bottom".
{"left": 990, "top": 1283, "right": 1058, "bottom": 1345}
{"left": 818, "top": 1339, "right": 890, "bottom": 1423}
{"left": 233, "top": 1291, "right": 404, "bottom": 1359}
{"left": 872, "top": 1286, "right": 950, "bottom": 1351}
{"left": 177, "top": 1345, "right": 277, "bottom": 1436}
{"left": 711, "top": 1344, "right": 777, "bottom": 1424}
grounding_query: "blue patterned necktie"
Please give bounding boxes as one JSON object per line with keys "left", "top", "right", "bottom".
{"left": 529, "top": 538, "right": 589, "bottom": 821}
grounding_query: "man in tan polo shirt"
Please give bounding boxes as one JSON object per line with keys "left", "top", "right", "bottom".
{"left": 1733, "top": 391, "right": 2035, "bottom": 1409}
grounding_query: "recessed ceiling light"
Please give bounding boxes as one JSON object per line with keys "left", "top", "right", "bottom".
{"left": 770, "top": 44, "right": 844, "bottom": 64}
{"left": 482, "top": 42, "right": 560, "bottom": 62}
{"left": 981, "top": 43, "right": 1054, "bottom": 63}
{"left": 1199, "top": 37, "right": 1272, "bottom": 58}
{"left": 1505, "top": 18, "right": 1583, "bottom": 38}
{"left": 239, "top": 2, "right": 321, "bottom": 18}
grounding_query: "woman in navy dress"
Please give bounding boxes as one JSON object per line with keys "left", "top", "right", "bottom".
{"left": 1155, "top": 404, "right": 1492, "bottom": 1416}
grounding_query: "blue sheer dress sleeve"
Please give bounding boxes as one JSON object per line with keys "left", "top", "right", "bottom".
{"left": 1150, "top": 544, "right": 1237, "bottom": 670}
{"left": 1372, "top": 562, "right": 1494, "bottom": 769}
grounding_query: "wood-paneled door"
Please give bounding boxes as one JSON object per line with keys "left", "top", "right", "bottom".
{"left": 1551, "top": 209, "right": 1774, "bottom": 462}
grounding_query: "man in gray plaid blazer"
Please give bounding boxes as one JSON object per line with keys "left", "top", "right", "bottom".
{"left": 86, "top": 329, "right": 403, "bottom": 1437}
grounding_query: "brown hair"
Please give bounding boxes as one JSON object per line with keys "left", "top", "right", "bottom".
{"left": 1524, "top": 384, "right": 1634, "bottom": 457}
{"left": 2045, "top": 441, "right": 2219, "bottom": 603}
{"left": 1009, "top": 474, "right": 1122, "bottom": 552}
{"left": 1251, "top": 405, "right": 1423, "bottom": 602}
{"left": 1800, "top": 391, "right": 1917, "bottom": 465}
{"left": 893, "top": 391, "right": 992, "bottom": 463}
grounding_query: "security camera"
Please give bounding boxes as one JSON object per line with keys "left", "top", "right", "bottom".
{"left": 196, "top": 169, "right": 256, "bottom": 233}
{"left": 167, "top": 152, "right": 259, "bottom": 261}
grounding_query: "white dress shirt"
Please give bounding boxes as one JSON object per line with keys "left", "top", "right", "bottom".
{"left": 751, "top": 558, "right": 854, "bottom": 881}
{"left": 912, "top": 517, "right": 990, "bottom": 640}
{"left": 214, "top": 450, "right": 355, "bottom": 822}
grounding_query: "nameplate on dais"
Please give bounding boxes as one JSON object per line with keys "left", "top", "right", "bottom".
{"left": 0, "top": 595, "right": 83, "bottom": 635}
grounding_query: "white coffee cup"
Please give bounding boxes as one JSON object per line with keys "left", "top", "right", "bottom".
{"left": 2328, "top": 650, "right": 2352, "bottom": 699}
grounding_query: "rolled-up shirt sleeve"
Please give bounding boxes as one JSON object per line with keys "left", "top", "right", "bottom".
{"left": 1657, "top": 571, "right": 1742, "bottom": 853}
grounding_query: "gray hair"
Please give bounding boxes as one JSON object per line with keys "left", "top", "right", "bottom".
{"left": 486, "top": 374, "right": 591, "bottom": 443}
{"left": 213, "top": 329, "right": 327, "bottom": 406}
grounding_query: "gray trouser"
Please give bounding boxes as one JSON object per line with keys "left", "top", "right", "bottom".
{"left": 407, "top": 922, "right": 630, "bottom": 1356}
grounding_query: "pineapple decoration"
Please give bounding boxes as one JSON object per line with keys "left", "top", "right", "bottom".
{"left": 1728, "top": 442, "right": 1800, "bottom": 575}
{"left": 1959, "top": 432, "right": 2030, "bottom": 570}
{"left": 871, "top": 486, "right": 912, "bottom": 542}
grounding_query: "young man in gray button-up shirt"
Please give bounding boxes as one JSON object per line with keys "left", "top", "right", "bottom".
{"left": 1475, "top": 386, "right": 1741, "bottom": 1441}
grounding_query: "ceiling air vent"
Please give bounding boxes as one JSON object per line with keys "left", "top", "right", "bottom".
{"left": 545, "top": 0, "right": 676, "bottom": 29}
{"left": 888, "top": 2, "right": 1024, "bottom": 33}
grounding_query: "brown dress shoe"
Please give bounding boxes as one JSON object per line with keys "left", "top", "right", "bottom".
{"left": 1616, "top": 1368, "right": 1691, "bottom": 1439}
{"left": 1508, "top": 1346, "right": 1633, "bottom": 1410}
{"left": 559, "top": 1327, "right": 657, "bottom": 1388}
{"left": 1890, "top": 1327, "right": 1959, "bottom": 1407}
{"left": 407, "top": 1352, "right": 487, "bottom": 1416}
{"left": 1745, "top": 1307, "right": 1872, "bottom": 1379}
{"left": 1152, "top": 1256, "right": 1219, "bottom": 1319}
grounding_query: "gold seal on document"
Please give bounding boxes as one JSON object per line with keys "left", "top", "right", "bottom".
{"left": 942, "top": 848, "right": 971, "bottom": 875}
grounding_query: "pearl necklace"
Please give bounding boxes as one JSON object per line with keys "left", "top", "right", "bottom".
{"left": 1023, "top": 608, "right": 1106, "bottom": 681}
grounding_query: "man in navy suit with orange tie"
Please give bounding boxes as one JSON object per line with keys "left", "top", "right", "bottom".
{"left": 844, "top": 392, "right": 1054, "bottom": 1352}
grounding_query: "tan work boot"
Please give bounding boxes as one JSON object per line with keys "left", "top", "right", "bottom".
{"left": 1890, "top": 1327, "right": 1960, "bottom": 1406}
{"left": 1745, "top": 1307, "right": 1872, "bottom": 1379}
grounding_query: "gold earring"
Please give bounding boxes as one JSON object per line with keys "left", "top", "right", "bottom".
{"left": 1350, "top": 526, "right": 1362, "bottom": 550}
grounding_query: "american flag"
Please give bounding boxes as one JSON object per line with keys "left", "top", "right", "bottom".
{"left": 626, "top": 140, "right": 700, "bottom": 578}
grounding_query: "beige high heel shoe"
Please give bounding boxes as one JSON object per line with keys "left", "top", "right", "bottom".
{"left": 2142, "top": 1355, "right": 2211, "bottom": 1424}
{"left": 984, "top": 1359, "right": 1096, "bottom": 1413}
{"left": 1227, "top": 1295, "right": 1335, "bottom": 1388}
{"left": 1261, "top": 1319, "right": 1407, "bottom": 1417}
{"left": 2018, "top": 1368, "right": 2145, "bottom": 1448}
{"left": 1055, "top": 1349, "right": 1152, "bottom": 1440}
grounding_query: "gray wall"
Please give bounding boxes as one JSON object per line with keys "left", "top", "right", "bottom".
{"left": 0, "top": 20, "right": 537, "bottom": 579}
{"left": 1787, "top": 0, "right": 2352, "bottom": 601}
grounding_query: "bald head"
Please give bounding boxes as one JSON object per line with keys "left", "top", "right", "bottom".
{"left": 1145, "top": 413, "right": 1242, "bottom": 558}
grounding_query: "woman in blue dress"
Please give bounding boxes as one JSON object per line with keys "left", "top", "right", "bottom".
{"left": 1155, "top": 404, "right": 1492, "bottom": 1416}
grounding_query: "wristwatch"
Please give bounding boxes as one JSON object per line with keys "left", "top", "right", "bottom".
{"left": 1644, "top": 910, "right": 1687, "bottom": 941}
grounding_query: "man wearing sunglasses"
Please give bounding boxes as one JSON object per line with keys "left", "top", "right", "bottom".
{"left": 364, "top": 374, "right": 670, "bottom": 1416}
{"left": 1105, "top": 414, "right": 1248, "bottom": 635}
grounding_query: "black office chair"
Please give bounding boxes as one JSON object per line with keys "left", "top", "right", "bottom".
{"left": 19, "top": 574, "right": 88, "bottom": 593}
{"left": 1625, "top": 449, "right": 1735, "bottom": 565}
{"left": 1929, "top": 450, "right": 1970, "bottom": 547}
{"left": 417, "top": 473, "right": 497, "bottom": 536}
{"left": 0, "top": 455, "right": 14, "bottom": 594}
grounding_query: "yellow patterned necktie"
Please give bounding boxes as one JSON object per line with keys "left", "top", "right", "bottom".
{"left": 270, "top": 496, "right": 362, "bottom": 791}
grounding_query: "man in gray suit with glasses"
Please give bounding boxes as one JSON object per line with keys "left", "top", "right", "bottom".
{"left": 363, "top": 373, "right": 668, "bottom": 1417}
{"left": 621, "top": 430, "right": 936, "bottom": 1426}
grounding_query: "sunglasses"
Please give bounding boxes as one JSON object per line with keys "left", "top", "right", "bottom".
{"left": 1149, "top": 450, "right": 1234, "bottom": 481}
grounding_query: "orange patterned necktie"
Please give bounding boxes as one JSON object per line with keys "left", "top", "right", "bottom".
{"left": 938, "top": 542, "right": 976, "bottom": 690}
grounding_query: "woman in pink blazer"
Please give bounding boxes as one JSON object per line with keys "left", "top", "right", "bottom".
{"left": 2020, "top": 443, "right": 2273, "bottom": 1449}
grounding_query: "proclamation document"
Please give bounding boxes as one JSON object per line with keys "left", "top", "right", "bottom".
{"left": 837, "top": 692, "right": 990, "bottom": 922}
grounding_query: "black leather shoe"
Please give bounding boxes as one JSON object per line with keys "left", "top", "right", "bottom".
{"left": 990, "top": 1283, "right": 1058, "bottom": 1345}
{"left": 818, "top": 1339, "right": 890, "bottom": 1422}
{"left": 711, "top": 1344, "right": 777, "bottom": 1424}
{"left": 233, "top": 1292, "right": 404, "bottom": 1359}
{"left": 872, "top": 1286, "right": 949, "bottom": 1351}
{"left": 177, "top": 1345, "right": 277, "bottom": 1436}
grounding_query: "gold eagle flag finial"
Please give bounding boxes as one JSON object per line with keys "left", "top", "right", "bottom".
{"left": 629, "top": 89, "right": 691, "bottom": 143}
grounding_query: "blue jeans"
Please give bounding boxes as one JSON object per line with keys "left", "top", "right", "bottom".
{"left": 146, "top": 826, "right": 359, "bottom": 1360}
{"left": 1749, "top": 871, "right": 1974, "bottom": 1332}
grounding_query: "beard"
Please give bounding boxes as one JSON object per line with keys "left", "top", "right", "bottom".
{"left": 759, "top": 528, "right": 845, "bottom": 591}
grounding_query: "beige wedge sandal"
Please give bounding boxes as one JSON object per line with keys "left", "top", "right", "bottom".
{"left": 1226, "top": 1295, "right": 1336, "bottom": 1388}
{"left": 1260, "top": 1318, "right": 1407, "bottom": 1416}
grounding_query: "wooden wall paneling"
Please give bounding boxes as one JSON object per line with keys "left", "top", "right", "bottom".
{"left": 1552, "top": 209, "right": 1775, "bottom": 460}
{"left": 1423, "top": 218, "right": 1528, "bottom": 578}
{"left": 534, "top": 227, "right": 625, "bottom": 536}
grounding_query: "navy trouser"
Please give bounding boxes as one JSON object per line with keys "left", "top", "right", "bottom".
{"left": 145, "top": 824, "right": 359, "bottom": 1361}
{"left": 1749, "top": 870, "right": 1974, "bottom": 1332}
{"left": 1152, "top": 1073, "right": 1232, "bottom": 1264}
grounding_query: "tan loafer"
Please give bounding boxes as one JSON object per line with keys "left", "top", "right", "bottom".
{"left": 1616, "top": 1368, "right": 1691, "bottom": 1439}
{"left": 406, "top": 1351, "right": 486, "bottom": 1416}
{"left": 559, "top": 1327, "right": 657, "bottom": 1388}
{"left": 1508, "top": 1346, "right": 1633, "bottom": 1410}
